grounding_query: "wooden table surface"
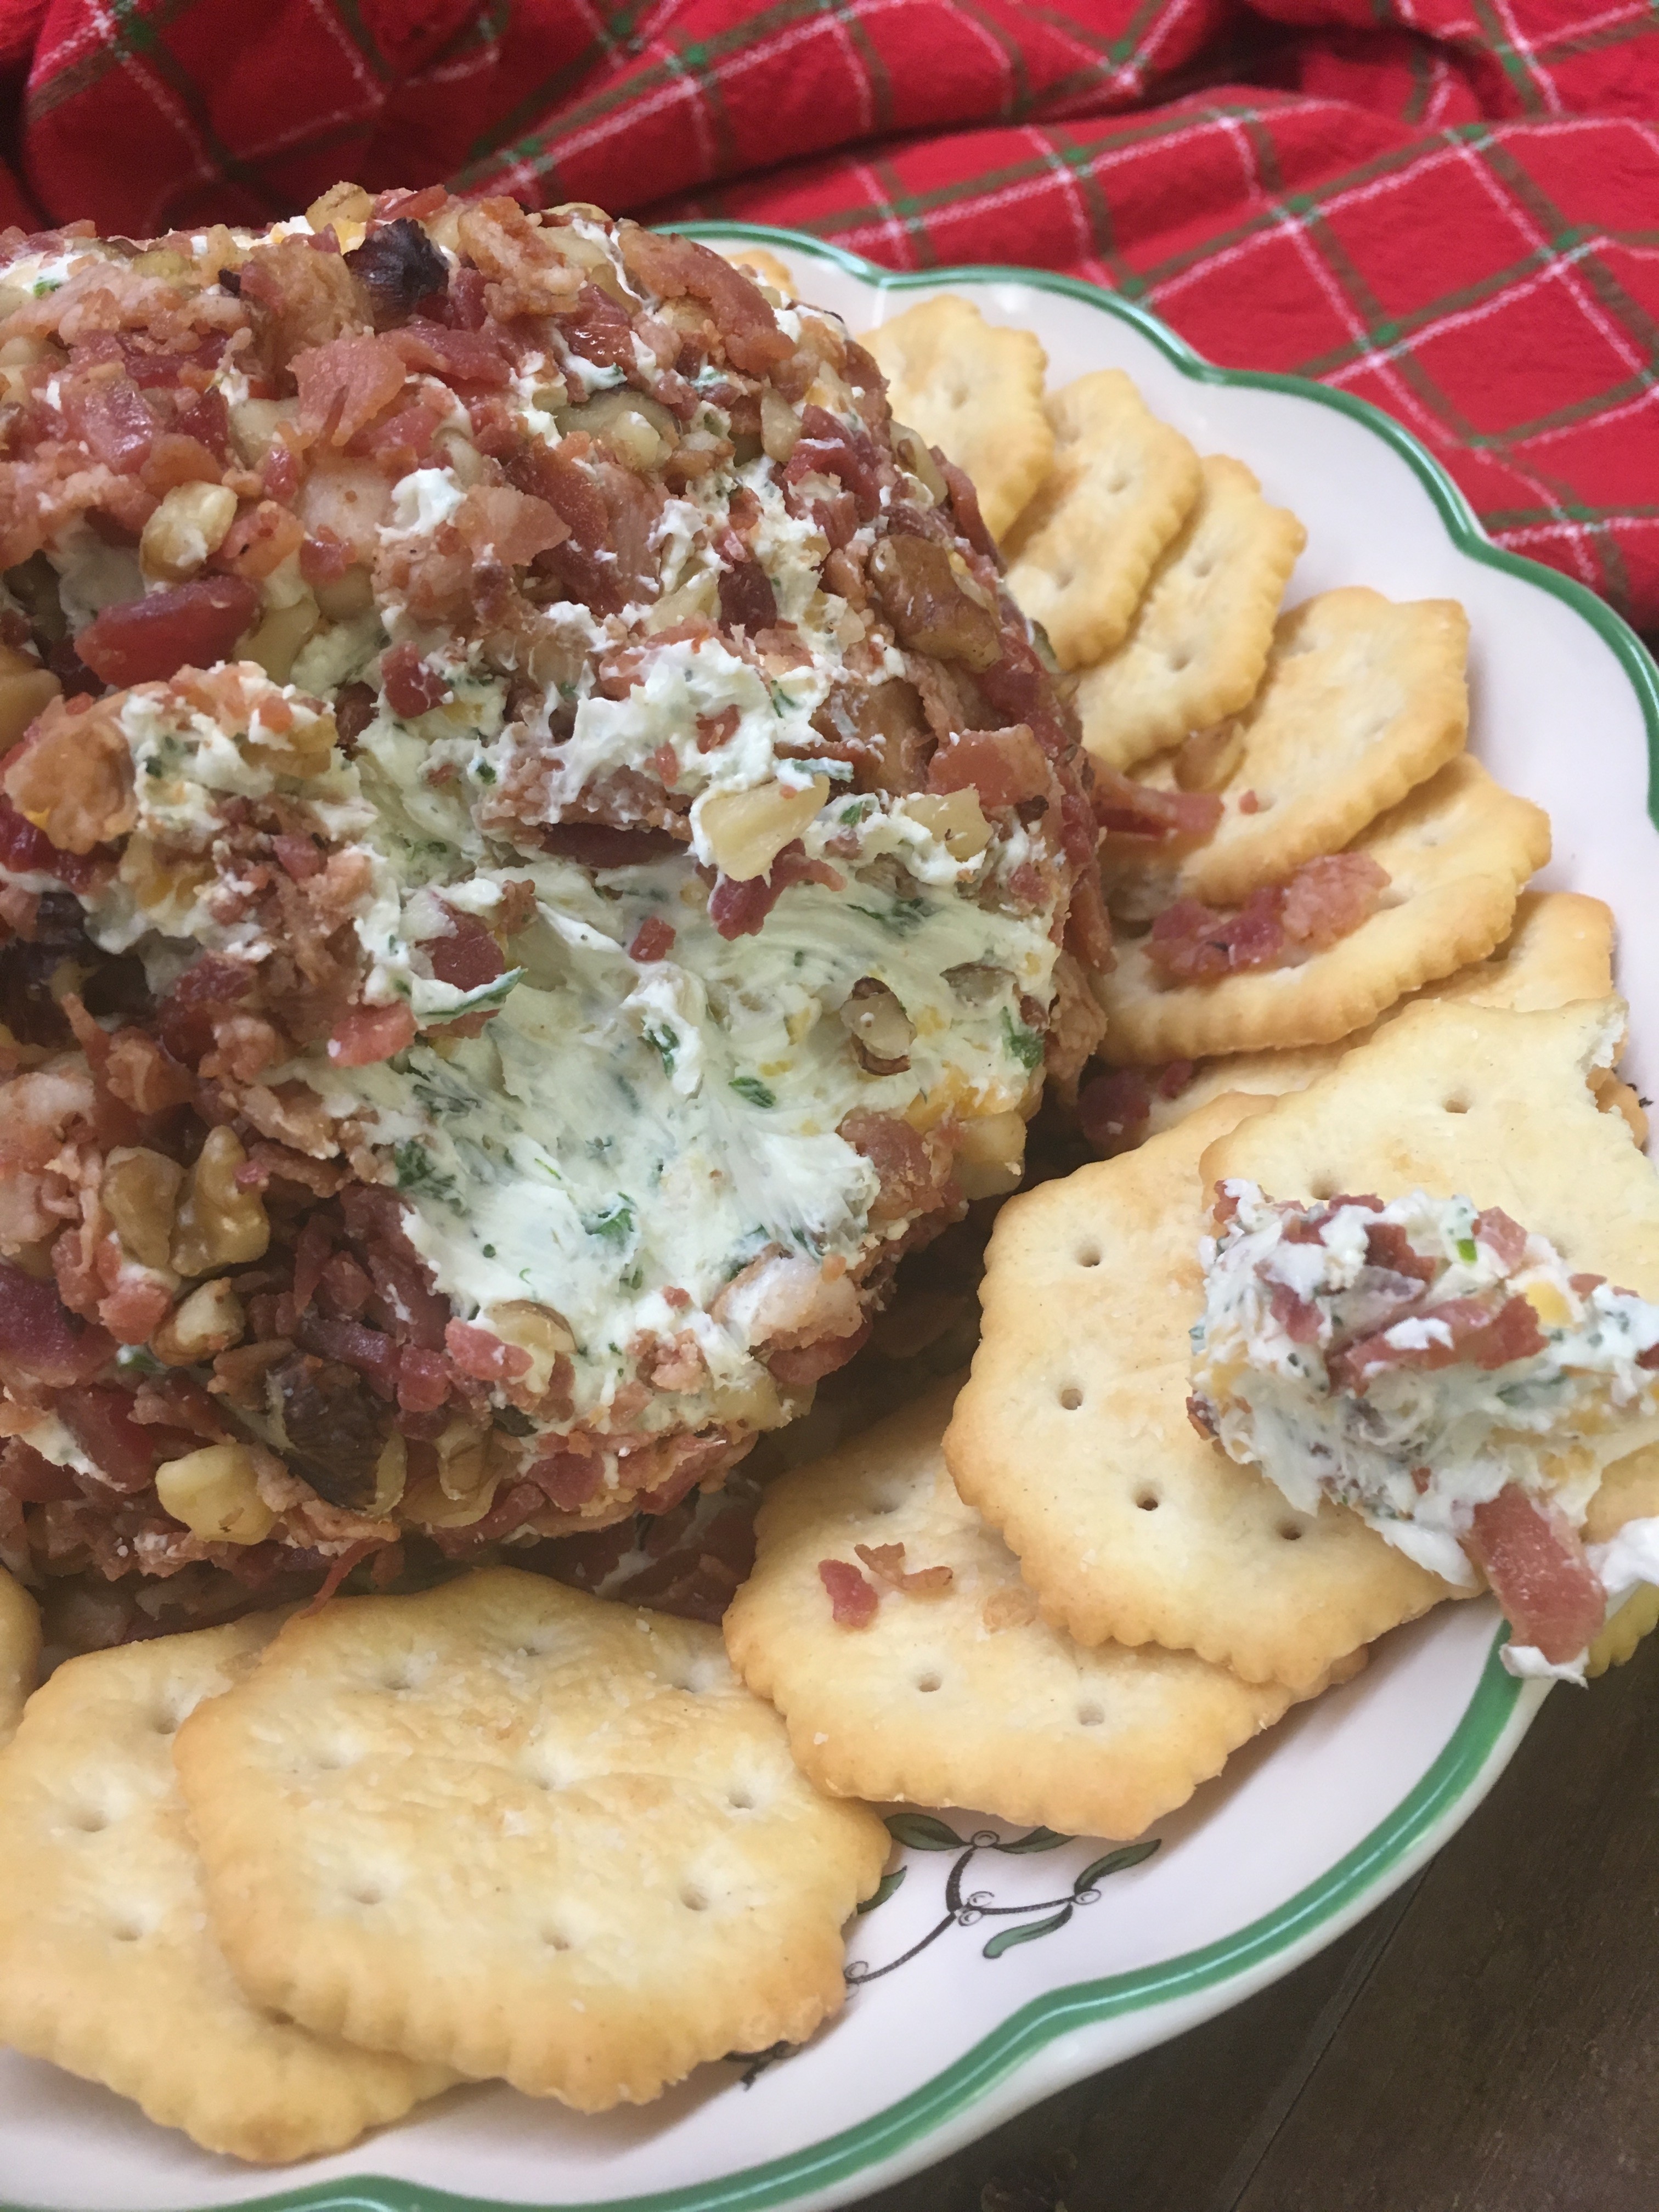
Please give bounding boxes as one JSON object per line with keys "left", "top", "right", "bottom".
{"left": 850, "top": 1620, "right": 1659, "bottom": 2212}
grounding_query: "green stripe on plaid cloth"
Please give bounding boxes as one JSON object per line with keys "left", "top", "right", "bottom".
{"left": 4, "top": 0, "right": 1659, "bottom": 622}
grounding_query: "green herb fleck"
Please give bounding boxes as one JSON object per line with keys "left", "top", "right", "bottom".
{"left": 393, "top": 1140, "right": 460, "bottom": 1207}
{"left": 482, "top": 1244, "right": 495, "bottom": 1257}
{"left": 1457, "top": 1236, "right": 1478, "bottom": 1265}
{"left": 850, "top": 897, "right": 928, "bottom": 938}
{"left": 31, "top": 279, "right": 60, "bottom": 297}
{"left": 622, "top": 1266, "right": 644, "bottom": 1291}
{"left": 473, "top": 761, "right": 497, "bottom": 785}
{"left": 642, "top": 1022, "right": 678, "bottom": 1074}
{"left": 839, "top": 797, "right": 874, "bottom": 826}
{"left": 583, "top": 1199, "right": 635, "bottom": 1246}
{"left": 730, "top": 1075, "right": 776, "bottom": 1109}
{"left": 116, "top": 1344, "right": 163, "bottom": 1375}
{"left": 1001, "top": 1009, "right": 1043, "bottom": 1072}
{"left": 430, "top": 967, "right": 524, "bottom": 1024}
{"left": 793, "top": 948, "right": 805, "bottom": 967}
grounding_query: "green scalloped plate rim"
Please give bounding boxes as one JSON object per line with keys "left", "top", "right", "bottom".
{"left": 12, "top": 220, "right": 1659, "bottom": 2212}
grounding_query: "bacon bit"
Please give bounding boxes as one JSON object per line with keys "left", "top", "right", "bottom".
{"left": 708, "top": 840, "right": 844, "bottom": 939}
{"left": 294, "top": 1315, "right": 399, "bottom": 1398}
{"left": 0, "top": 1437, "right": 78, "bottom": 1503}
{"left": 1465, "top": 1483, "right": 1606, "bottom": 1663}
{"left": 928, "top": 725, "right": 1049, "bottom": 809}
{"left": 718, "top": 557, "right": 778, "bottom": 634}
{"left": 1364, "top": 1221, "right": 1438, "bottom": 1284}
{"left": 1186, "top": 1391, "right": 1218, "bottom": 1440}
{"left": 298, "top": 527, "right": 352, "bottom": 586}
{"left": 1279, "top": 853, "right": 1391, "bottom": 949}
{"left": 444, "top": 1319, "right": 532, "bottom": 1383}
{"left": 262, "top": 442, "right": 301, "bottom": 501}
{"left": 1269, "top": 1281, "right": 1322, "bottom": 1344}
{"left": 387, "top": 315, "right": 511, "bottom": 386}
{"left": 272, "top": 833, "right": 322, "bottom": 881}
{"left": 217, "top": 499, "right": 304, "bottom": 580}
{"left": 98, "top": 1273, "right": 173, "bottom": 1346}
{"left": 326, "top": 1002, "right": 416, "bottom": 1067}
{"left": 838, "top": 1108, "right": 946, "bottom": 1224}
{"left": 819, "top": 1556, "right": 879, "bottom": 1627}
{"left": 1077, "top": 1066, "right": 1150, "bottom": 1156}
{"left": 937, "top": 454, "right": 996, "bottom": 560}
{"left": 60, "top": 1383, "right": 163, "bottom": 1491}
{"left": 377, "top": 184, "right": 449, "bottom": 222}
{"left": 78, "top": 574, "right": 259, "bottom": 688}
{"left": 0, "top": 1259, "right": 114, "bottom": 1386}
{"left": 1239, "top": 789, "right": 1261, "bottom": 814}
{"left": 787, "top": 404, "right": 884, "bottom": 519}
{"left": 1147, "top": 854, "right": 1391, "bottom": 985}
{"left": 527, "top": 1448, "right": 603, "bottom": 1511}
{"left": 395, "top": 1345, "right": 449, "bottom": 1413}
{"left": 855, "top": 1540, "right": 953, "bottom": 1595}
{"left": 381, "top": 641, "right": 449, "bottom": 718}
{"left": 696, "top": 706, "right": 740, "bottom": 753}
{"left": 1156, "top": 1059, "right": 1195, "bottom": 1100}
{"left": 425, "top": 910, "right": 504, "bottom": 994}
{"left": 1329, "top": 1293, "right": 1548, "bottom": 1393}
{"left": 540, "top": 822, "right": 684, "bottom": 870}
{"left": 1571, "top": 1271, "right": 1608, "bottom": 1297}
{"left": 617, "top": 227, "right": 793, "bottom": 376}
{"left": 104, "top": 1028, "right": 196, "bottom": 1113}
{"left": 456, "top": 484, "right": 567, "bottom": 565}
{"left": 1475, "top": 1207, "right": 1530, "bottom": 1270}
{"left": 855, "top": 1541, "right": 906, "bottom": 1579}
{"left": 1212, "top": 1185, "right": 1243, "bottom": 1229}
{"left": 292, "top": 334, "right": 408, "bottom": 448}
{"left": 1093, "top": 767, "right": 1223, "bottom": 843}
{"left": 335, "top": 681, "right": 376, "bottom": 747}
{"left": 628, "top": 916, "right": 676, "bottom": 963}
{"left": 0, "top": 785, "right": 109, "bottom": 894}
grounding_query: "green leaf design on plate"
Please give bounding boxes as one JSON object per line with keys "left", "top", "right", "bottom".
{"left": 983, "top": 1904, "right": 1073, "bottom": 1959}
{"left": 885, "top": 1812, "right": 964, "bottom": 1851}
{"left": 998, "top": 1825, "right": 1071, "bottom": 1855}
{"left": 856, "top": 1867, "right": 907, "bottom": 1915}
{"left": 1073, "top": 1838, "right": 1161, "bottom": 1893}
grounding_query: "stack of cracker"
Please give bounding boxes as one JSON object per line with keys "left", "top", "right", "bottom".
{"left": 863, "top": 291, "right": 1643, "bottom": 1149}
{"left": 0, "top": 1572, "right": 887, "bottom": 2159}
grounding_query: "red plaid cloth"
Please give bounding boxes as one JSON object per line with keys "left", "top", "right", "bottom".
{"left": 1, "top": 1, "right": 1656, "bottom": 627}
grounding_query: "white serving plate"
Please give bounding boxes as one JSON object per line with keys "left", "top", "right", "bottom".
{"left": 5, "top": 224, "right": 1658, "bottom": 2212}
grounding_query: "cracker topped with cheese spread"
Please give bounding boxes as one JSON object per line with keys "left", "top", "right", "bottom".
{"left": 1189, "top": 1183, "right": 1659, "bottom": 1665}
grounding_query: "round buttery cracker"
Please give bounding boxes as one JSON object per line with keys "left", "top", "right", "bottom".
{"left": 1075, "top": 455, "right": 1306, "bottom": 773}
{"left": 946, "top": 1095, "right": 1458, "bottom": 1688}
{"left": 727, "top": 1382, "right": 1308, "bottom": 1840}
{"left": 1004, "top": 370, "right": 1203, "bottom": 664}
{"left": 0, "top": 1563, "right": 40, "bottom": 1744}
{"left": 861, "top": 294, "right": 1053, "bottom": 541}
{"left": 1094, "top": 755, "right": 1551, "bottom": 1065}
{"left": 0, "top": 1614, "right": 453, "bottom": 2162}
{"left": 173, "top": 1570, "right": 888, "bottom": 2111}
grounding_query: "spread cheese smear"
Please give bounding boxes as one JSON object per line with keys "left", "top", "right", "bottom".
{"left": 1190, "top": 1183, "right": 1659, "bottom": 1678}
